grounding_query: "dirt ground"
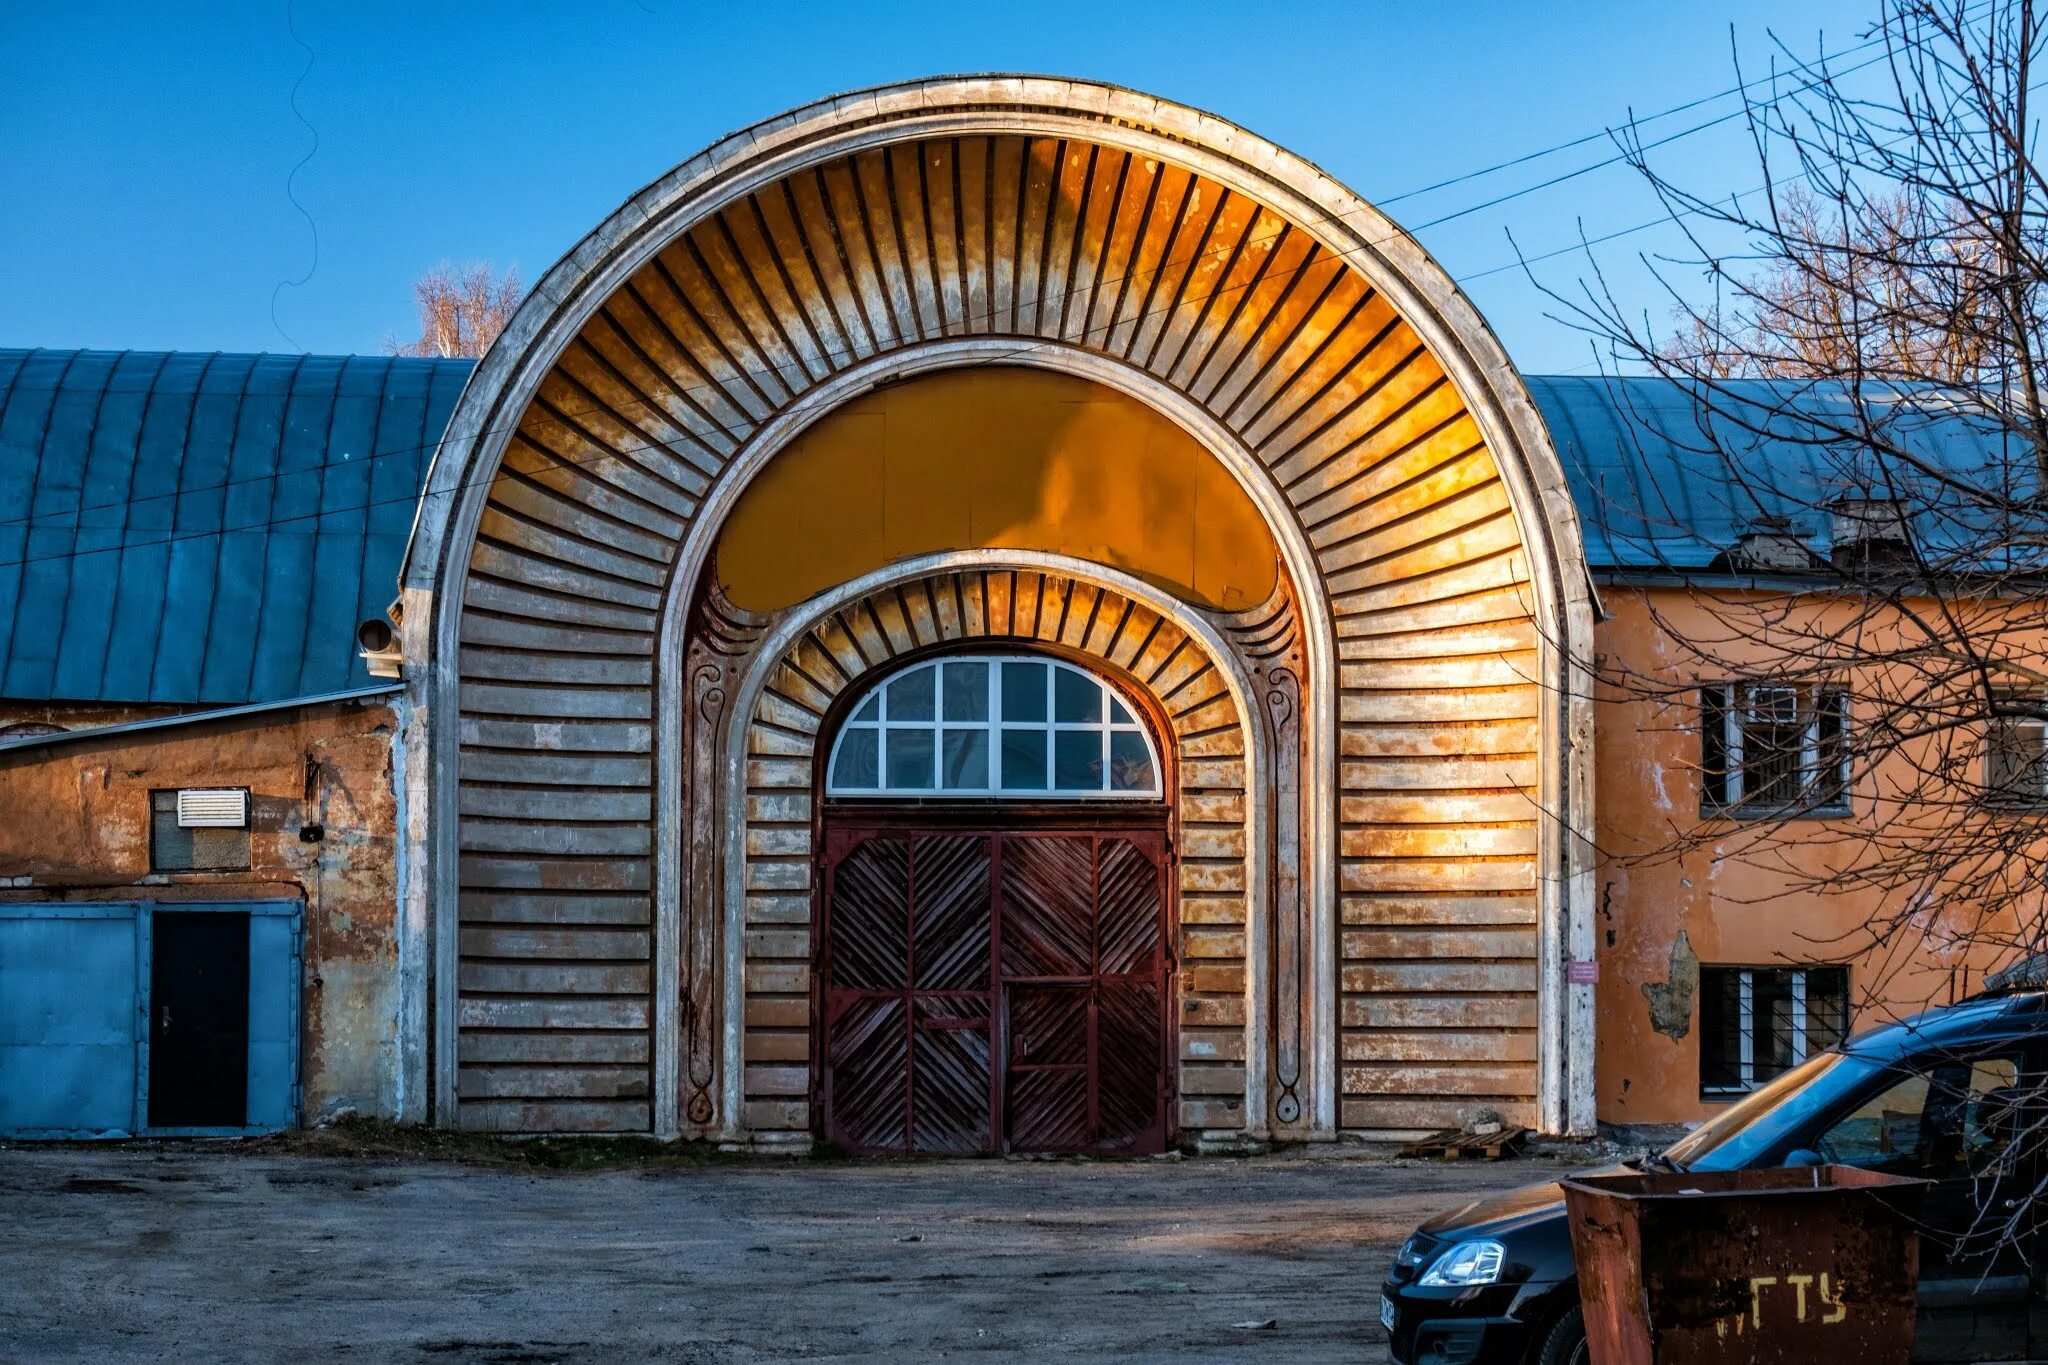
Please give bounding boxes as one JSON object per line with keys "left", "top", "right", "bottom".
{"left": 0, "top": 1142, "right": 1577, "bottom": 1363}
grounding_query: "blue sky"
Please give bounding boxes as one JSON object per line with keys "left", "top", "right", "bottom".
{"left": 0, "top": 1, "right": 1882, "bottom": 373}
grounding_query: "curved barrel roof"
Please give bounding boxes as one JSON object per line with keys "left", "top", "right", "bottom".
{"left": 0, "top": 349, "right": 470, "bottom": 704}
{"left": 0, "top": 350, "right": 2018, "bottom": 705}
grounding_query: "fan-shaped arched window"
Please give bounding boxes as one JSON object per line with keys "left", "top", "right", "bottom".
{"left": 826, "top": 655, "right": 1161, "bottom": 798}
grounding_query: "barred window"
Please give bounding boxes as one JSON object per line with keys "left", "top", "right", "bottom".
{"left": 1700, "top": 684, "right": 1849, "bottom": 815}
{"left": 1985, "top": 703, "right": 2048, "bottom": 806}
{"left": 1700, "top": 965, "right": 1849, "bottom": 1096}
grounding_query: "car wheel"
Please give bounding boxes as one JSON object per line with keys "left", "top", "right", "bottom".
{"left": 1533, "top": 1305, "right": 1587, "bottom": 1365}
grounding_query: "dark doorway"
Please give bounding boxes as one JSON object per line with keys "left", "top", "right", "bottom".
{"left": 818, "top": 812, "right": 1172, "bottom": 1157}
{"left": 148, "top": 911, "right": 250, "bottom": 1128}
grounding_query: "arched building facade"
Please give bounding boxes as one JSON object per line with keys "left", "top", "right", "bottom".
{"left": 394, "top": 76, "right": 1599, "bottom": 1146}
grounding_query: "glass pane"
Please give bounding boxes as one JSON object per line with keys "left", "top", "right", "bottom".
{"left": 1053, "top": 729, "right": 1103, "bottom": 790}
{"left": 1821, "top": 1055, "right": 2030, "bottom": 1181}
{"left": 1814, "top": 691, "right": 1848, "bottom": 803}
{"left": 889, "top": 665, "right": 935, "bottom": 721}
{"left": 851, "top": 694, "right": 880, "bottom": 724}
{"left": 1751, "top": 971, "right": 1798, "bottom": 1084}
{"left": 1701, "top": 687, "right": 1729, "bottom": 807}
{"left": 1001, "top": 662, "right": 1046, "bottom": 721}
{"left": 1959, "top": 1059, "right": 2034, "bottom": 1180}
{"left": 942, "top": 661, "right": 988, "bottom": 721}
{"left": 1820, "top": 1072, "right": 1934, "bottom": 1174}
{"left": 1053, "top": 666, "right": 1101, "bottom": 723}
{"left": 1805, "top": 967, "right": 1849, "bottom": 1052}
{"left": 1109, "top": 694, "right": 1135, "bottom": 725}
{"left": 886, "top": 728, "right": 934, "bottom": 788}
{"left": 1000, "top": 727, "right": 1048, "bottom": 790}
{"left": 1109, "top": 730, "right": 1155, "bottom": 792}
{"left": 1739, "top": 685, "right": 1805, "bottom": 806}
{"left": 941, "top": 729, "right": 989, "bottom": 789}
{"left": 1698, "top": 969, "right": 1744, "bottom": 1091}
{"left": 831, "top": 729, "right": 879, "bottom": 789}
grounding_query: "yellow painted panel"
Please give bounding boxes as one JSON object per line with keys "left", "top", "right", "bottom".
{"left": 716, "top": 367, "right": 1280, "bottom": 612}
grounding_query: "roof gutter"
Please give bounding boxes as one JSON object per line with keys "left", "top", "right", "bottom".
{"left": 0, "top": 683, "right": 403, "bottom": 756}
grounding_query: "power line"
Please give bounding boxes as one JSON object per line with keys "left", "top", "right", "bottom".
{"left": 267, "top": 0, "right": 321, "bottom": 351}
{"left": 0, "top": 16, "right": 1989, "bottom": 558}
{"left": 1372, "top": 7, "right": 1955, "bottom": 208}
{"left": 0, "top": 14, "right": 1970, "bottom": 529}
{"left": 1458, "top": 64, "right": 2048, "bottom": 284}
{"left": 1404, "top": 41, "right": 1905, "bottom": 235}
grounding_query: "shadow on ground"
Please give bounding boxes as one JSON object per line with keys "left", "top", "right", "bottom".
{"left": 0, "top": 1138, "right": 1579, "bottom": 1363}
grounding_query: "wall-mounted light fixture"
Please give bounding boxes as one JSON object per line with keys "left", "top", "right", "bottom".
{"left": 357, "top": 605, "right": 403, "bottom": 679}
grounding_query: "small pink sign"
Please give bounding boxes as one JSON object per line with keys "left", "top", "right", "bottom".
{"left": 1567, "top": 959, "right": 1600, "bottom": 985}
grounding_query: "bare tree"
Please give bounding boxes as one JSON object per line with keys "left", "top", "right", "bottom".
{"left": 385, "top": 261, "right": 525, "bottom": 358}
{"left": 1548, "top": 0, "right": 2048, "bottom": 1242}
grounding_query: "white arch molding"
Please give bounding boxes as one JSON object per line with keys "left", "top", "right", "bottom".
{"left": 645, "top": 339, "right": 1338, "bottom": 1142}
{"left": 398, "top": 75, "right": 1599, "bottom": 1138}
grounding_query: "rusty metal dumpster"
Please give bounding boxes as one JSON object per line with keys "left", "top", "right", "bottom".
{"left": 1560, "top": 1165, "right": 1927, "bottom": 1364}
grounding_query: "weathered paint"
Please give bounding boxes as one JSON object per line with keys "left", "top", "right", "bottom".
{"left": 713, "top": 562, "right": 1262, "bottom": 1145}
{"left": 715, "top": 367, "right": 1280, "bottom": 613}
{"left": 410, "top": 77, "right": 1596, "bottom": 1140}
{"left": 1592, "top": 588, "right": 2037, "bottom": 1125}
{"left": 0, "top": 695, "right": 402, "bottom": 1121}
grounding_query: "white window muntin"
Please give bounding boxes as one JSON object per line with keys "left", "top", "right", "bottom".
{"left": 1708, "top": 682, "right": 1850, "bottom": 811}
{"left": 1703, "top": 966, "right": 1830, "bottom": 1096}
{"left": 826, "top": 655, "right": 1161, "bottom": 799}
{"left": 1985, "top": 696, "right": 2048, "bottom": 802}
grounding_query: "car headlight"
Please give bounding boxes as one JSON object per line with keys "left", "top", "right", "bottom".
{"left": 1393, "top": 1235, "right": 1429, "bottom": 1270}
{"left": 1418, "top": 1239, "right": 1506, "bottom": 1286}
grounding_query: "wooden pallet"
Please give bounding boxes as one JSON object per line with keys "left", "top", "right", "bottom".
{"left": 1400, "top": 1125, "right": 1529, "bottom": 1161}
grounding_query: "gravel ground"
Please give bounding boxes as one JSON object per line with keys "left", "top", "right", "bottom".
{"left": 0, "top": 1143, "right": 1575, "bottom": 1363}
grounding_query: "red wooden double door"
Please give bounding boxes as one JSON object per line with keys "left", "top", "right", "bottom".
{"left": 818, "top": 817, "right": 1172, "bottom": 1156}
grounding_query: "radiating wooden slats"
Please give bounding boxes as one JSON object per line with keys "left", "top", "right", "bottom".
{"left": 454, "top": 131, "right": 1544, "bottom": 1134}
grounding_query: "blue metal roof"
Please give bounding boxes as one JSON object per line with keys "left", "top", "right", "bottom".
{"left": 0, "top": 349, "right": 472, "bottom": 704}
{"left": 0, "top": 351, "right": 2018, "bottom": 707}
{"left": 1527, "top": 373, "right": 2027, "bottom": 573}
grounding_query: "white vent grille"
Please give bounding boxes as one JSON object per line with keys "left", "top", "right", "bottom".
{"left": 176, "top": 788, "right": 248, "bottom": 828}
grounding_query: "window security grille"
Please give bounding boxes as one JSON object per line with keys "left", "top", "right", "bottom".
{"left": 1985, "top": 704, "right": 2048, "bottom": 805}
{"left": 1700, "top": 684, "right": 1850, "bottom": 815}
{"left": 150, "top": 790, "right": 251, "bottom": 872}
{"left": 1699, "top": 965, "right": 1849, "bottom": 1095}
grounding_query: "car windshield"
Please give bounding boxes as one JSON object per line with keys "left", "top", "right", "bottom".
{"left": 1660, "top": 1050, "right": 1882, "bottom": 1172}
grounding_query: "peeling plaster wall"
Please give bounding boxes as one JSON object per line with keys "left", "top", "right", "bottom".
{"left": 0, "top": 696, "right": 403, "bottom": 1122}
{"left": 1592, "top": 589, "right": 2035, "bottom": 1124}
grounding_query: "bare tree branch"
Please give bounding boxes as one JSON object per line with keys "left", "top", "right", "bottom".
{"left": 384, "top": 261, "right": 525, "bottom": 359}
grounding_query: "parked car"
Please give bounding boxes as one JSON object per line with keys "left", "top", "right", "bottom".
{"left": 1379, "top": 983, "right": 2048, "bottom": 1364}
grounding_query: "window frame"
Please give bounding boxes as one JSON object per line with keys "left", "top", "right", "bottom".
{"left": 824, "top": 654, "right": 1163, "bottom": 801}
{"left": 1982, "top": 693, "right": 2048, "bottom": 809}
{"left": 146, "top": 786, "right": 253, "bottom": 874}
{"left": 1700, "top": 682, "right": 1852, "bottom": 818}
{"left": 1699, "top": 964, "right": 1851, "bottom": 1099}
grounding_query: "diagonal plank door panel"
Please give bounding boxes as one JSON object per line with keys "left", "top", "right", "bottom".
{"left": 823, "top": 821, "right": 1169, "bottom": 1156}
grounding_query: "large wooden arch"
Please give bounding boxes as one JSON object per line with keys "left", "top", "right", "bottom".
{"left": 398, "top": 76, "right": 1597, "bottom": 1138}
